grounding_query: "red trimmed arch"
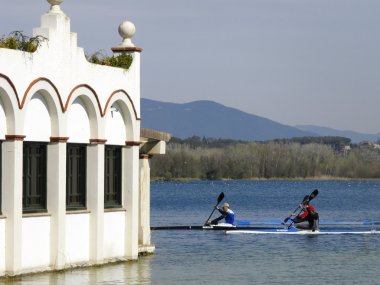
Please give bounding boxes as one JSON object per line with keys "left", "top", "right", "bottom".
{"left": 0, "top": 73, "right": 21, "bottom": 108}
{"left": 65, "top": 84, "right": 103, "bottom": 115}
{"left": 103, "top": 89, "right": 140, "bottom": 120}
{"left": 21, "top": 77, "right": 64, "bottom": 112}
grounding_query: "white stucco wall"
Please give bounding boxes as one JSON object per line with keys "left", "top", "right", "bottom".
{"left": 105, "top": 102, "right": 126, "bottom": 145}
{"left": 67, "top": 98, "right": 90, "bottom": 143}
{"left": 65, "top": 214, "right": 90, "bottom": 264}
{"left": 21, "top": 217, "right": 51, "bottom": 270}
{"left": 23, "top": 94, "right": 51, "bottom": 142}
{"left": 104, "top": 212, "right": 125, "bottom": 259}
{"left": 0, "top": 219, "right": 5, "bottom": 274}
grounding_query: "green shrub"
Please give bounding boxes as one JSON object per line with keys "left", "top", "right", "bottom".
{"left": 0, "top": 31, "right": 46, "bottom": 52}
{"left": 86, "top": 51, "right": 133, "bottom": 70}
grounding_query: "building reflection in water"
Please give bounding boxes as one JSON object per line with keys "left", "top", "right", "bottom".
{"left": 0, "top": 256, "right": 153, "bottom": 285}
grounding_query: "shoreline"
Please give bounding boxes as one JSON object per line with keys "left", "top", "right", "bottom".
{"left": 151, "top": 176, "right": 380, "bottom": 182}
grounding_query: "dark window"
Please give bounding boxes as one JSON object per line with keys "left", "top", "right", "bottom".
{"left": 66, "top": 144, "right": 87, "bottom": 210}
{"left": 104, "top": 146, "right": 122, "bottom": 208}
{"left": 23, "top": 142, "right": 47, "bottom": 213}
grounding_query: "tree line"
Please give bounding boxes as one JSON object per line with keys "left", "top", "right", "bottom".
{"left": 150, "top": 136, "right": 380, "bottom": 180}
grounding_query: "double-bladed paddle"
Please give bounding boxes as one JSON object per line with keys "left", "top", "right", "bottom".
{"left": 204, "top": 192, "right": 225, "bottom": 226}
{"left": 283, "top": 189, "right": 319, "bottom": 224}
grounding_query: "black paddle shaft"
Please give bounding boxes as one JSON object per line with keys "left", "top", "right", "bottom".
{"left": 204, "top": 192, "right": 225, "bottom": 225}
{"left": 283, "top": 189, "right": 319, "bottom": 223}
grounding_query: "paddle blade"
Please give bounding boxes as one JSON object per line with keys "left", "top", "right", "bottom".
{"left": 217, "top": 192, "right": 225, "bottom": 204}
{"left": 284, "top": 189, "right": 318, "bottom": 223}
{"left": 308, "top": 189, "right": 319, "bottom": 201}
{"left": 204, "top": 192, "right": 225, "bottom": 226}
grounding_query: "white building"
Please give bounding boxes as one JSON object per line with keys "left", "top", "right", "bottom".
{"left": 0, "top": 0, "right": 168, "bottom": 277}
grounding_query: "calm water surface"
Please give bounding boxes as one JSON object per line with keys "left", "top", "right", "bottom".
{"left": 2, "top": 181, "right": 380, "bottom": 285}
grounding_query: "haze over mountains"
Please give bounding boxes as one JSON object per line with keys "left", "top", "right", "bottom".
{"left": 295, "top": 125, "right": 380, "bottom": 144}
{"left": 141, "top": 99, "right": 379, "bottom": 143}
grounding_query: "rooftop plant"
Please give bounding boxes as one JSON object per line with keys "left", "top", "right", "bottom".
{"left": 86, "top": 51, "right": 133, "bottom": 70}
{"left": 0, "top": 31, "right": 133, "bottom": 70}
{"left": 0, "top": 31, "right": 46, "bottom": 52}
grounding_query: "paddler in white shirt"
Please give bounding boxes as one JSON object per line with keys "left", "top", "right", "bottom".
{"left": 208, "top": 202, "right": 235, "bottom": 225}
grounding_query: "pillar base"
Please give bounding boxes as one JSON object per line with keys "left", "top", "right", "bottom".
{"left": 138, "top": 244, "right": 155, "bottom": 256}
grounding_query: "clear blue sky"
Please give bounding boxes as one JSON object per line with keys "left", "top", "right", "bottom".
{"left": 2, "top": 0, "right": 380, "bottom": 133}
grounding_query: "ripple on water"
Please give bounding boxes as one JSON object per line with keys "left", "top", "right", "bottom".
{"left": 2, "top": 181, "right": 380, "bottom": 285}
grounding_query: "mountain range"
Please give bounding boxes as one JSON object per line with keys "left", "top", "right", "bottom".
{"left": 141, "top": 98, "right": 379, "bottom": 143}
{"left": 295, "top": 125, "right": 380, "bottom": 144}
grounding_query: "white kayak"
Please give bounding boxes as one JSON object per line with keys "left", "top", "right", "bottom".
{"left": 203, "top": 223, "right": 237, "bottom": 230}
{"left": 226, "top": 227, "right": 380, "bottom": 235}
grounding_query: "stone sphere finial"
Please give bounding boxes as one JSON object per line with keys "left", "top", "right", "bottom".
{"left": 47, "top": 0, "right": 63, "bottom": 13}
{"left": 48, "top": 0, "right": 63, "bottom": 4}
{"left": 118, "top": 21, "right": 136, "bottom": 47}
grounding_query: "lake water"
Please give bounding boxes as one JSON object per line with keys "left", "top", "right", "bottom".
{"left": 2, "top": 180, "right": 380, "bottom": 285}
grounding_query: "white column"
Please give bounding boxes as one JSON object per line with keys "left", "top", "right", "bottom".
{"left": 47, "top": 139, "right": 67, "bottom": 269}
{"left": 2, "top": 138, "right": 23, "bottom": 275}
{"left": 87, "top": 143, "right": 105, "bottom": 263}
{"left": 123, "top": 145, "right": 139, "bottom": 259}
{"left": 139, "top": 155, "right": 151, "bottom": 246}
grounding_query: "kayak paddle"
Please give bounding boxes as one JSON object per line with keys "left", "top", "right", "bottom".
{"left": 283, "top": 189, "right": 319, "bottom": 223}
{"left": 204, "top": 192, "right": 224, "bottom": 226}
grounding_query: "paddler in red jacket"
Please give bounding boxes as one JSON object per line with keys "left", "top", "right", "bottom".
{"left": 292, "top": 196, "right": 319, "bottom": 231}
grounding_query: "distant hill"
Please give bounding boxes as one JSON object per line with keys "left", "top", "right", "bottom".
{"left": 141, "top": 99, "right": 316, "bottom": 141}
{"left": 295, "top": 125, "right": 380, "bottom": 144}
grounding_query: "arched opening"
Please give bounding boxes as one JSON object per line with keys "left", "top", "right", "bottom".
{"left": 22, "top": 93, "right": 53, "bottom": 213}
{"left": 104, "top": 91, "right": 138, "bottom": 142}
{"left": 105, "top": 102, "right": 126, "bottom": 145}
{"left": 102, "top": 94, "right": 136, "bottom": 250}
{"left": 66, "top": 97, "right": 91, "bottom": 210}
{"left": 67, "top": 97, "right": 91, "bottom": 144}
{"left": 66, "top": 85, "right": 102, "bottom": 141}
{"left": 23, "top": 93, "right": 51, "bottom": 142}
